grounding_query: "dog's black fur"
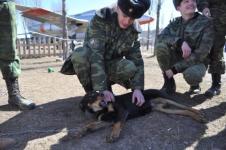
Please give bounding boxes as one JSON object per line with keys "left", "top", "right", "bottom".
{"left": 75, "top": 89, "right": 206, "bottom": 143}
{"left": 79, "top": 89, "right": 167, "bottom": 122}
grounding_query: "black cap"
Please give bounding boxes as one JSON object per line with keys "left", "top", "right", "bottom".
{"left": 117, "top": 0, "right": 150, "bottom": 19}
{"left": 173, "top": 0, "right": 183, "bottom": 9}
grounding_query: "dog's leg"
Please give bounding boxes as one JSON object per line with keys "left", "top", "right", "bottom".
{"left": 106, "top": 110, "right": 129, "bottom": 143}
{"left": 107, "top": 103, "right": 114, "bottom": 112}
{"left": 152, "top": 98, "right": 207, "bottom": 123}
{"left": 106, "top": 121, "right": 123, "bottom": 143}
{"left": 61, "top": 121, "right": 112, "bottom": 142}
{"left": 76, "top": 121, "right": 112, "bottom": 138}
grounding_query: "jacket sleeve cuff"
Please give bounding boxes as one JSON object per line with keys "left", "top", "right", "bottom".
{"left": 176, "top": 38, "right": 184, "bottom": 48}
{"left": 132, "top": 86, "right": 144, "bottom": 91}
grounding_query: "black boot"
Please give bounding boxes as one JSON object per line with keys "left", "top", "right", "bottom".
{"left": 205, "top": 73, "right": 221, "bottom": 97}
{"left": 5, "top": 78, "right": 36, "bottom": 110}
{"left": 161, "top": 73, "right": 176, "bottom": 94}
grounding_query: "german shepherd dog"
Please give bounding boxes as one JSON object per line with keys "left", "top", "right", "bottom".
{"left": 66, "top": 89, "right": 206, "bottom": 143}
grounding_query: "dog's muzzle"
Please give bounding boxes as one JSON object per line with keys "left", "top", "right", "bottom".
{"left": 99, "top": 100, "right": 108, "bottom": 108}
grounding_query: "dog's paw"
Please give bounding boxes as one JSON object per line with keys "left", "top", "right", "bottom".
{"left": 193, "top": 111, "right": 208, "bottom": 123}
{"left": 198, "top": 114, "right": 208, "bottom": 123}
{"left": 60, "top": 135, "right": 74, "bottom": 142}
{"left": 106, "top": 134, "right": 119, "bottom": 143}
{"left": 60, "top": 131, "right": 85, "bottom": 142}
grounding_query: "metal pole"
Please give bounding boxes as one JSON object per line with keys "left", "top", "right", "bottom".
{"left": 62, "top": 0, "right": 68, "bottom": 59}
{"left": 146, "top": 8, "right": 151, "bottom": 51}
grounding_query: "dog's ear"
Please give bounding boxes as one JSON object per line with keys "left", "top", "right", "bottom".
{"left": 79, "top": 102, "right": 86, "bottom": 112}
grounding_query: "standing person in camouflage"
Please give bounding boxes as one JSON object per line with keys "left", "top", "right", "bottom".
{"left": 197, "top": 0, "right": 226, "bottom": 97}
{"left": 70, "top": 0, "right": 150, "bottom": 106}
{"left": 0, "top": 0, "right": 35, "bottom": 109}
{"left": 155, "top": 0, "right": 214, "bottom": 94}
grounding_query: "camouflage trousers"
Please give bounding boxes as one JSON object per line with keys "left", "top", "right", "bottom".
{"left": 71, "top": 47, "right": 137, "bottom": 91}
{"left": 0, "top": 1, "right": 17, "bottom": 61}
{"left": 157, "top": 48, "right": 206, "bottom": 86}
{"left": 0, "top": 1, "right": 20, "bottom": 79}
{"left": 0, "top": 57, "right": 21, "bottom": 79}
{"left": 208, "top": 13, "right": 226, "bottom": 74}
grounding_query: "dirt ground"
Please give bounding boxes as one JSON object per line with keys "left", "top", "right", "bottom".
{"left": 0, "top": 54, "right": 226, "bottom": 150}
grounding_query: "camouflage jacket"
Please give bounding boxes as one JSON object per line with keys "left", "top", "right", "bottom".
{"left": 83, "top": 6, "right": 144, "bottom": 91}
{"left": 197, "top": 0, "right": 226, "bottom": 15}
{"left": 197, "top": 0, "right": 226, "bottom": 17}
{"left": 156, "top": 12, "right": 214, "bottom": 72}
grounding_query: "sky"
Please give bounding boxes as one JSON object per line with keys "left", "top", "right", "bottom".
{"left": 16, "top": 0, "right": 180, "bottom": 34}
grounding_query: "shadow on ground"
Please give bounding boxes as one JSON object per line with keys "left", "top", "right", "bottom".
{"left": 0, "top": 93, "right": 226, "bottom": 150}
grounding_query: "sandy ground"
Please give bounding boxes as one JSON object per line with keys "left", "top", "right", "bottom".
{"left": 0, "top": 54, "right": 226, "bottom": 150}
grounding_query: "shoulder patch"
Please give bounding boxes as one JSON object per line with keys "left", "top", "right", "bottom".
{"left": 88, "top": 38, "right": 102, "bottom": 49}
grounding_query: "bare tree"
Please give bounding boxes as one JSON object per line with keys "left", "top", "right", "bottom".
{"left": 153, "top": 0, "right": 163, "bottom": 57}
{"left": 146, "top": 0, "right": 163, "bottom": 57}
{"left": 146, "top": 7, "right": 151, "bottom": 51}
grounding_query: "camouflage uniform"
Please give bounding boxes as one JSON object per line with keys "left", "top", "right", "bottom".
{"left": 0, "top": 0, "right": 21, "bottom": 78}
{"left": 197, "top": 0, "right": 226, "bottom": 97}
{"left": 0, "top": 0, "right": 35, "bottom": 110}
{"left": 197, "top": 0, "right": 226, "bottom": 74}
{"left": 71, "top": 7, "right": 144, "bottom": 92}
{"left": 155, "top": 12, "right": 214, "bottom": 87}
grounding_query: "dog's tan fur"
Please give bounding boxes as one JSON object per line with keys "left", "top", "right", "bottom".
{"left": 65, "top": 91, "right": 207, "bottom": 143}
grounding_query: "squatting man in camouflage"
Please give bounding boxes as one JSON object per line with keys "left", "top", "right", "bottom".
{"left": 0, "top": 0, "right": 35, "bottom": 148}
{"left": 197, "top": 0, "right": 226, "bottom": 97}
{"left": 70, "top": 0, "right": 150, "bottom": 106}
{"left": 155, "top": 0, "right": 214, "bottom": 94}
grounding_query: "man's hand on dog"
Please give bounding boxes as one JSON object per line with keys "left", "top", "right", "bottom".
{"left": 103, "top": 90, "right": 115, "bottom": 102}
{"left": 132, "top": 89, "right": 145, "bottom": 106}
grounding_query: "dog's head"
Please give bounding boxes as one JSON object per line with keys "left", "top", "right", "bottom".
{"left": 79, "top": 91, "right": 109, "bottom": 113}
